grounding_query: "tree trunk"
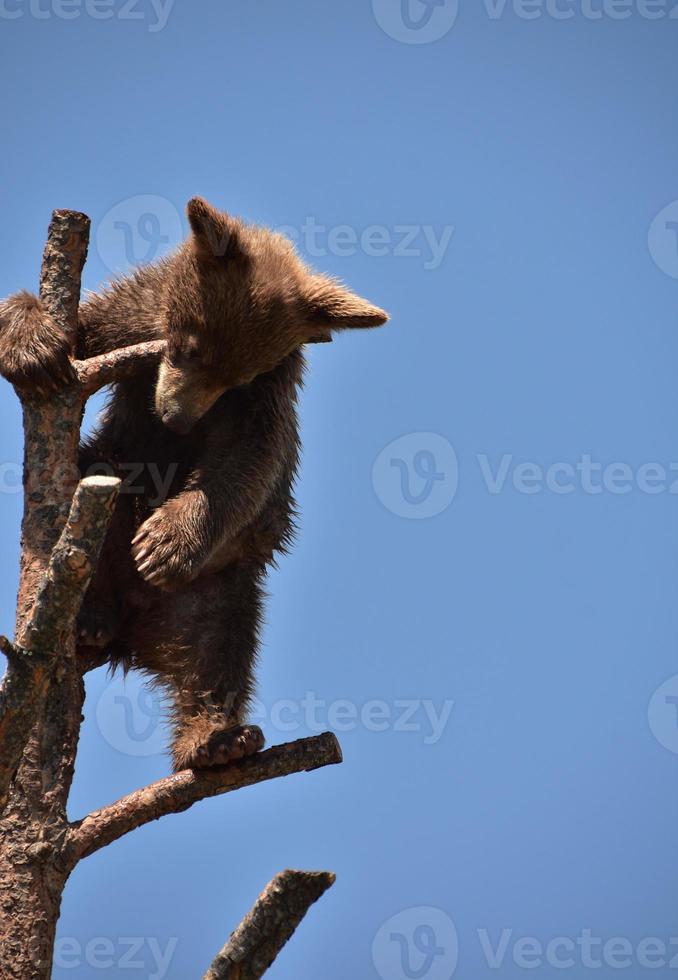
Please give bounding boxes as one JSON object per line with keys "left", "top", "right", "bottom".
{"left": 0, "top": 806, "right": 69, "bottom": 979}
{"left": 0, "top": 692, "right": 77, "bottom": 977}
{"left": 0, "top": 642, "right": 87, "bottom": 977}
{"left": 0, "top": 211, "right": 90, "bottom": 978}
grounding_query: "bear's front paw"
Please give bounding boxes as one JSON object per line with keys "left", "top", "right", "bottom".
{"left": 132, "top": 507, "right": 201, "bottom": 590}
{"left": 0, "top": 292, "right": 76, "bottom": 395}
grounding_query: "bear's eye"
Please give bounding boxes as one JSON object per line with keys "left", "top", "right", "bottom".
{"left": 171, "top": 338, "right": 201, "bottom": 364}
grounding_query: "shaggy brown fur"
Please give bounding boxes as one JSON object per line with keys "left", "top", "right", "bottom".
{"left": 0, "top": 198, "right": 387, "bottom": 770}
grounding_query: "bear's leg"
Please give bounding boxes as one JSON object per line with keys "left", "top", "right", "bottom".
{"left": 129, "top": 561, "right": 267, "bottom": 771}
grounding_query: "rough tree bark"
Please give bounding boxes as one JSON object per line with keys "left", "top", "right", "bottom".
{"left": 204, "top": 870, "right": 336, "bottom": 980}
{"left": 0, "top": 210, "right": 342, "bottom": 979}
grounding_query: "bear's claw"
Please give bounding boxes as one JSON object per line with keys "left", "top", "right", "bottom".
{"left": 131, "top": 507, "right": 199, "bottom": 590}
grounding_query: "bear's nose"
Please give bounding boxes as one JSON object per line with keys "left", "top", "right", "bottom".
{"left": 161, "top": 411, "right": 194, "bottom": 435}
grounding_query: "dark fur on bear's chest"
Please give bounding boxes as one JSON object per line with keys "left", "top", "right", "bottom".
{"left": 81, "top": 352, "right": 303, "bottom": 552}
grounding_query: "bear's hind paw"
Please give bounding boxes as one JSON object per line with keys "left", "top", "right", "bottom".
{"left": 176, "top": 724, "right": 265, "bottom": 771}
{"left": 76, "top": 606, "right": 116, "bottom": 649}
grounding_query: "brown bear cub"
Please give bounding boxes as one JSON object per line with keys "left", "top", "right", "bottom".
{"left": 0, "top": 197, "right": 387, "bottom": 770}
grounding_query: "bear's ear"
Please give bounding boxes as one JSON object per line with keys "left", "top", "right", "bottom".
{"left": 186, "top": 197, "right": 242, "bottom": 262}
{"left": 303, "top": 275, "right": 388, "bottom": 334}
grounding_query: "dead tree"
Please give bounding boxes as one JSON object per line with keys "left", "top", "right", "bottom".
{"left": 0, "top": 210, "right": 342, "bottom": 979}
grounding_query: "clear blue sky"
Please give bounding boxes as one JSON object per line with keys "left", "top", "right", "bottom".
{"left": 2, "top": 2, "right": 678, "bottom": 978}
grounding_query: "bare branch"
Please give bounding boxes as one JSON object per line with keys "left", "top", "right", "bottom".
{"left": 38, "top": 208, "right": 90, "bottom": 345}
{"left": 76, "top": 339, "right": 166, "bottom": 396}
{"left": 0, "top": 476, "right": 119, "bottom": 813}
{"left": 19, "top": 475, "right": 120, "bottom": 651}
{"left": 204, "top": 870, "right": 336, "bottom": 980}
{"left": 65, "top": 733, "right": 342, "bottom": 864}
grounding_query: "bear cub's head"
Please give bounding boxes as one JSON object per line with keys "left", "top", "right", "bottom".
{"left": 156, "top": 197, "right": 388, "bottom": 434}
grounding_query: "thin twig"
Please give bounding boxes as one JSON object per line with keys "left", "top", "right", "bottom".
{"left": 204, "top": 870, "right": 336, "bottom": 980}
{"left": 64, "top": 733, "right": 342, "bottom": 865}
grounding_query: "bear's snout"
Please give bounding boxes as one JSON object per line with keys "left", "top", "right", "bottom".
{"left": 161, "top": 410, "right": 195, "bottom": 435}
